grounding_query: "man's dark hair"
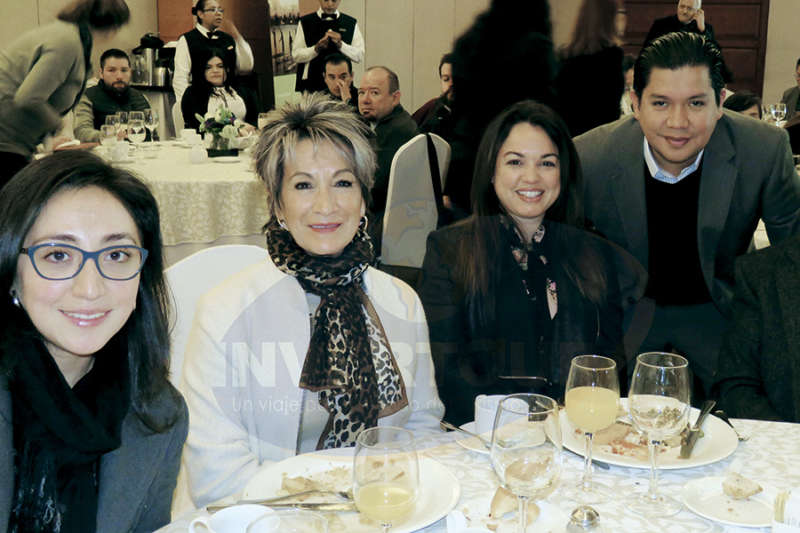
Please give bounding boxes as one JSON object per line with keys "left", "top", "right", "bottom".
{"left": 723, "top": 90, "right": 762, "bottom": 119}
{"left": 366, "top": 66, "right": 400, "bottom": 93}
{"left": 192, "top": 0, "right": 217, "bottom": 23}
{"left": 439, "top": 53, "right": 454, "bottom": 77}
{"left": 57, "top": 0, "right": 130, "bottom": 30}
{"left": 100, "top": 48, "right": 130, "bottom": 69}
{"left": 323, "top": 52, "right": 352, "bottom": 75}
{"left": 634, "top": 32, "right": 725, "bottom": 105}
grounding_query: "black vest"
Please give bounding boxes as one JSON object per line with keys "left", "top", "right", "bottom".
{"left": 184, "top": 28, "right": 237, "bottom": 79}
{"left": 295, "top": 12, "right": 357, "bottom": 92}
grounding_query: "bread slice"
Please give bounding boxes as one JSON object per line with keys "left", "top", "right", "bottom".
{"left": 722, "top": 472, "right": 763, "bottom": 500}
{"left": 489, "top": 486, "right": 540, "bottom": 525}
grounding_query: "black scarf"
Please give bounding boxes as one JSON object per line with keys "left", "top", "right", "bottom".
{"left": 265, "top": 218, "right": 407, "bottom": 448}
{"left": 7, "top": 333, "right": 130, "bottom": 533}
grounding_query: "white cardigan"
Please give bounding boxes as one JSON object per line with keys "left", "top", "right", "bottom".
{"left": 180, "top": 257, "right": 444, "bottom": 507}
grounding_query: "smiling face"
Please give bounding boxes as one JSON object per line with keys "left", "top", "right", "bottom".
{"left": 100, "top": 56, "right": 131, "bottom": 94}
{"left": 633, "top": 65, "right": 722, "bottom": 177}
{"left": 15, "top": 186, "right": 141, "bottom": 369}
{"left": 198, "top": 0, "right": 223, "bottom": 30}
{"left": 277, "top": 139, "right": 366, "bottom": 257}
{"left": 205, "top": 56, "right": 226, "bottom": 86}
{"left": 358, "top": 69, "right": 400, "bottom": 122}
{"left": 324, "top": 61, "right": 352, "bottom": 97}
{"left": 492, "top": 122, "right": 561, "bottom": 242}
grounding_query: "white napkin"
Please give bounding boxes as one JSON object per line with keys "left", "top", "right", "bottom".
{"left": 445, "top": 510, "right": 492, "bottom": 533}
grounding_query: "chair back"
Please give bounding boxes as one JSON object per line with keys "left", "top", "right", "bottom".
{"left": 381, "top": 133, "right": 450, "bottom": 268}
{"left": 164, "top": 244, "right": 267, "bottom": 387}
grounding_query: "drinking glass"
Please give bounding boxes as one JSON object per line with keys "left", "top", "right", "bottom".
{"left": 490, "top": 394, "right": 561, "bottom": 533}
{"left": 115, "top": 111, "right": 129, "bottom": 138}
{"left": 128, "top": 119, "right": 146, "bottom": 146}
{"left": 770, "top": 103, "right": 787, "bottom": 123}
{"left": 104, "top": 114, "right": 119, "bottom": 133}
{"left": 144, "top": 109, "right": 159, "bottom": 141}
{"left": 628, "top": 352, "right": 690, "bottom": 517}
{"left": 129, "top": 111, "right": 144, "bottom": 123}
{"left": 563, "top": 355, "right": 619, "bottom": 504}
{"left": 353, "top": 426, "right": 418, "bottom": 533}
{"left": 100, "top": 125, "right": 117, "bottom": 147}
{"left": 247, "top": 509, "right": 328, "bottom": 533}
{"left": 258, "top": 112, "right": 269, "bottom": 130}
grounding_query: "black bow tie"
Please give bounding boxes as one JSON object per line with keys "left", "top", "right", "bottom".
{"left": 208, "top": 31, "right": 219, "bottom": 39}
{"left": 321, "top": 13, "right": 336, "bottom": 20}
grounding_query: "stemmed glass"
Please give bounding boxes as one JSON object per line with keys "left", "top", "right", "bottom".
{"left": 490, "top": 394, "right": 562, "bottom": 533}
{"left": 128, "top": 119, "right": 146, "bottom": 154}
{"left": 100, "top": 125, "right": 117, "bottom": 148}
{"left": 628, "top": 352, "right": 690, "bottom": 517}
{"left": 115, "top": 111, "right": 129, "bottom": 139}
{"left": 144, "top": 109, "right": 159, "bottom": 141}
{"left": 770, "top": 103, "right": 787, "bottom": 123}
{"left": 353, "top": 426, "right": 418, "bottom": 533}
{"left": 104, "top": 114, "right": 119, "bottom": 134}
{"left": 563, "top": 355, "right": 620, "bottom": 504}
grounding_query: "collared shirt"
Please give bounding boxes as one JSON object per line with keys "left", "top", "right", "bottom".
{"left": 643, "top": 137, "right": 704, "bottom": 184}
{"left": 291, "top": 9, "right": 364, "bottom": 80}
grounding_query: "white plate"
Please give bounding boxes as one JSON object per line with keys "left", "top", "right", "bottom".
{"left": 456, "top": 422, "right": 490, "bottom": 455}
{"left": 243, "top": 448, "right": 460, "bottom": 533}
{"left": 561, "top": 398, "right": 738, "bottom": 469}
{"left": 212, "top": 156, "right": 241, "bottom": 164}
{"left": 682, "top": 476, "right": 776, "bottom": 527}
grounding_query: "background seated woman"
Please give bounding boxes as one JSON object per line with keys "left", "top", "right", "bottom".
{"left": 418, "top": 101, "right": 645, "bottom": 426}
{"left": 180, "top": 47, "right": 259, "bottom": 132}
{"left": 0, "top": 151, "right": 187, "bottom": 533}
{"left": 180, "top": 93, "right": 444, "bottom": 508}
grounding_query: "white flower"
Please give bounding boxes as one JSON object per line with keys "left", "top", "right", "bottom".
{"left": 220, "top": 124, "right": 238, "bottom": 140}
{"left": 215, "top": 106, "right": 227, "bottom": 123}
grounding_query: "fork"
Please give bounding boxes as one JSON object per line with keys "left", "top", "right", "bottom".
{"left": 714, "top": 410, "right": 750, "bottom": 441}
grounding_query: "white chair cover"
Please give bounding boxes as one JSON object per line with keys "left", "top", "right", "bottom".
{"left": 381, "top": 133, "right": 450, "bottom": 268}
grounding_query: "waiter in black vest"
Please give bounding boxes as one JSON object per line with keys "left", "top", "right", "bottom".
{"left": 173, "top": 0, "right": 254, "bottom": 105}
{"left": 292, "top": 0, "right": 364, "bottom": 93}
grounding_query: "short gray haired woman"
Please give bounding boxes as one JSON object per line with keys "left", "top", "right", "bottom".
{"left": 180, "top": 93, "right": 444, "bottom": 507}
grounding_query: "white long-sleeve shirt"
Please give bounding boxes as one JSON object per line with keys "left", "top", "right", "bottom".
{"left": 173, "top": 23, "right": 254, "bottom": 104}
{"left": 291, "top": 8, "right": 364, "bottom": 82}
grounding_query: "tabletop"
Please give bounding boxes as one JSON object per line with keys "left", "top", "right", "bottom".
{"left": 159, "top": 417, "right": 800, "bottom": 533}
{"left": 106, "top": 142, "right": 269, "bottom": 247}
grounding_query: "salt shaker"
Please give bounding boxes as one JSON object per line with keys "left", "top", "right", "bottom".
{"left": 566, "top": 505, "right": 601, "bottom": 532}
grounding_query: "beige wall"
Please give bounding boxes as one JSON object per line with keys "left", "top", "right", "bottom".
{"left": 763, "top": 0, "right": 798, "bottom": 104}
{"left": 1, "top": 0, "right": 158, "bottom": 77}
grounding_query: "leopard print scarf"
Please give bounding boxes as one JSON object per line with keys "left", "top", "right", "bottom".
{"left": 266, "top": 219, "right": 408, "bottom": 449}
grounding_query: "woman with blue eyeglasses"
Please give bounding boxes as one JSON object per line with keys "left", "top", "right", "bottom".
{"left": 0, "top": 151, "right": 187, "bottom": 533}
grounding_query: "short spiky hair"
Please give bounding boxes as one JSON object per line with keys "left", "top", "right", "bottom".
{"left": 253, "top": 92, "right": 376, "bottom": 216}
{"left": 100, "top": 48, "right": 130, "bottom": 68}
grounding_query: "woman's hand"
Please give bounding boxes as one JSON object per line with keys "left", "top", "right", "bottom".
{"left": 238, "top": 123, "right": 256, "bottom": 137}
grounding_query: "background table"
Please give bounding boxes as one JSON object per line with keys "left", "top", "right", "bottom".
{"left": 109, "top": 143, "right": 269, "bottom": 265}
{"left": 160, "top": 417, "right": 800, "bottom": 533}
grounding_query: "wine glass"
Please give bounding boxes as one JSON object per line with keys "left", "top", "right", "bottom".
{"left": 100, "top": 125, "right": 117, "bottom": 147}
{"left": 104, "top": 114, "right": 119, "bottom": 134}
{"left": 353, "top": 426, "right": 418, "bottom": 533}
{"left": 128, "top": 119, "right": 146, "bottom": 156}
{"left": 770, "top": 103, "right": 787, "bottom": 123}
{"left": 490, "top": 394, "right": 562, "bottom": 533}
{"left": 247, "top": 509, "right": 328, "bottom": 533}
{"left": 563, "top": 355, "right": 619, "bottom": 504}
{"left": 628, "top": 352, "right": 690, "bottom": 517}
{"left": 144, "top": 109, "right": 159, "bottom": 141}
{"left": 115, "top": 111, "right": 129, "bottom": 138}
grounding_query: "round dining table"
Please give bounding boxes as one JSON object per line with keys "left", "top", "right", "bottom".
{"left": 159, "top": 416, "right": 800, "bottom": 533}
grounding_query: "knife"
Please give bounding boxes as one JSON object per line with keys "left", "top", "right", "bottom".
{"left": 679, "top": 399, "right": 716, "bottom": 458}
{"left": 207, "top": 501, "right": 356, "bottom": 513}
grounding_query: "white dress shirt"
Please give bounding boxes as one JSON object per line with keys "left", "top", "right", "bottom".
{"left": 291, "top": 8, "right": 364, "bottom": 81}
{"left": 173, "top": 23, "right": 254, "bottom": 104}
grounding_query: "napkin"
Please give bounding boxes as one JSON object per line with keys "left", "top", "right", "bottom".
{"left": 445, "top": 510, "right": 491, "bottom": 533}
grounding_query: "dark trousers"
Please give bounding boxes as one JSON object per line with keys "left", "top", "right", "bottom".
{"left": 626, "top": 298, "right": 727, "bottom": 404}
{"left": 0, "top": 152, "right": 30, "bottom": 192}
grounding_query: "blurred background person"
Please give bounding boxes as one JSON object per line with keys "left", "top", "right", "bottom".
{"left": 180, "top": 94, "right": 443, "bottom": 507}
{"left": 412, "top": 53, "right": 455, "bottom": 139}
{"left": 173, "top": 0, "right": 253, "bottom": 106}
{"left": 0, "top": 0, "right": 130, "bottom": 189}
{"left": 723, "top": 90, "right": 762, "bottom": 120}
{"left": 643, "top": 0, "right": 715, "bottom": 48}
{"left": 418, "top": 101, "right": 644, "bottom": 425}
{"left": 556, "top": 0, "right": 626, "bottom": 137}
{"left": 780, "top": 58, "right": 800, "bottom": 121}
{"left": 620, "top": 53, "right": 636, "bottom": 116}
{"left": 181, "top": 47, "right": 259, "bottom": 131}
{"left": 321, "top": 52, "right": 358, "bottom": 107}
{"left": 0, "top": 151, "right": 187, "bottom": 532}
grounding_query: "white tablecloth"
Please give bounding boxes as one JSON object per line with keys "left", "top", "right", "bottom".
{"left": 159, "top": 418, "right": 800, "bottom": 533}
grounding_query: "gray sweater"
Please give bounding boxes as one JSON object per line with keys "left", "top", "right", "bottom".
{"left": 0, "top": 21, "right": 87, "bottom": 157}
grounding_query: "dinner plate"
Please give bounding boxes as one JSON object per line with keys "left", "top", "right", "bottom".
{"left": 561, "top": 398, "right": 738, "bottom": 469}
{"left": 682, "top": 476, "right": 776, "bottom": 527}
{"left": 456, "top": 422, "right": 490, "bottom": 455}
{"left": 243, "top": 448, "right": 460, "bottom": 533}
{"left": 212, "top": 156, "right": 241, "bottom": 164}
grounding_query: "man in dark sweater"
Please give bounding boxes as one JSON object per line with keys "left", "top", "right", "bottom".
{"left": 574, "top": 33, "right": 800, "bottom": 398}
{"left": 321, "top": 53, "right": 358, "bottom": 107}
{"left": 643, "top": 0, "right": 716, "bottom": 48}
{"left": 292, "top": 0, "right": 364, "bottom": 93}
{"left": 73, "top": 49, "right": 150, "bottom": 143}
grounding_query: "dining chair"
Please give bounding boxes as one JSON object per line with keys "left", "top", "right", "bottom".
{"left": 164, "top": 244, "right": 268, "bottom": 388}
{"left": 381, "top": 133, "right": 450, "bottom": 272}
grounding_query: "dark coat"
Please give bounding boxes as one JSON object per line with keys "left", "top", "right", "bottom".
{"left": 642, "top": 14, "right": 716, "bottom": 49}
{"left": 370, "top": 104, "right": 418, "bottom": 213}
{"left": 418, "top": 221, "right": 646, "bottom": 425}
{"left": 713, "top": 235, "right": 800, "bottom": 422}
{"left": 181, "top": 83, "right": 260, "bottom": 130}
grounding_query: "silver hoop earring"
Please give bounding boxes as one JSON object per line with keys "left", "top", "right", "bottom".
{"left": 360, "top": 215, "right": 368, "bottom": 232}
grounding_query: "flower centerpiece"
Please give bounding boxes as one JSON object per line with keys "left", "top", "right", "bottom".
{"left": 196, "top": 106, "right": 242, "bottom": 157}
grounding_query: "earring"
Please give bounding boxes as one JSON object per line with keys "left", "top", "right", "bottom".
{"left": 9, "top": 289, "right": 20, "bottom": 308}
{"left": 359, "top": 215, "right": 368, "bottom": 232}
{"left": 277, "top": 218, "right": 288, "bottom": 230}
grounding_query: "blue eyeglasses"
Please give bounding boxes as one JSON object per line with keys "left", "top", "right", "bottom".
{"left": 20, "top": 243, "right": 149, "bottom": 281}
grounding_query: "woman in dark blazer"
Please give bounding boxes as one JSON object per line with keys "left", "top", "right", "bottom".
{"left": 0, "top": 152, "right": 187, "bottom": 533}
{"left": 418, "top": 101, "right": 645, "bottom": 425}
{"left": 714, "top": 235, "right": 800, "bottom": 423}
{"left": 181, "top": 47, "right": 259, "bottom": 131}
